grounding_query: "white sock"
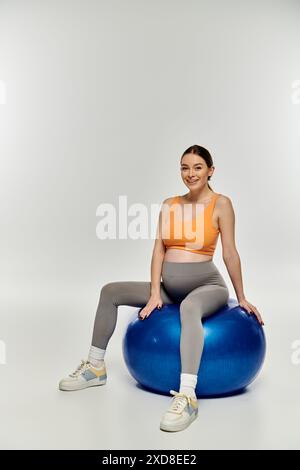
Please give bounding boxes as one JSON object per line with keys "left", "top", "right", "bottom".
{"left": 179, "top": 373, "right": 198, "bottom": 399}
{"left": 88, "top": 345, "right": 106, "bottom": 368}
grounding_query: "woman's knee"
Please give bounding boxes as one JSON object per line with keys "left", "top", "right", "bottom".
{"left": 179, "top": 297, "right": 199, "bottom": 324}
{"left": 100, "top": 281, "right": 122, "bottom": 302}
{"left": 217, "top": 286, "right": 230, "bottom": 306}
{"left": 179, "top": 287, "right": 228, "bottom": 323}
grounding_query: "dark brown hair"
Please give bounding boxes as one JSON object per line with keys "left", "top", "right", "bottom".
{"left": 180, "top": 145, "right": 213, "bottom": 190}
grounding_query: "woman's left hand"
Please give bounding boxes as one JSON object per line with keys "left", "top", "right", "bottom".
{"left": 239, "top": 298, "right": 264, "bottom": 326}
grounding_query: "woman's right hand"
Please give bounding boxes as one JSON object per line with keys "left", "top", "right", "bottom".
{"left": 139, "top": 293, "right": 163, "bottom": 320}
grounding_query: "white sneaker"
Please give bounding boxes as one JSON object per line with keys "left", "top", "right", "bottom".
{"left": 160, "top": 390, "right": 198, "bottom": 432}
{"left": 59, "top": 359, "right": 107, "bottom": 391}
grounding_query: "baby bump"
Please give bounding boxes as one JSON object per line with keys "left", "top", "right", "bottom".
{"left": 161, "top": 260, "right": 228, "bottom": 301}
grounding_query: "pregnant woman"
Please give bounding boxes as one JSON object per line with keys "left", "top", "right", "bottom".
{"left": 59, "top": 144, "right": 264, "bottom": 433}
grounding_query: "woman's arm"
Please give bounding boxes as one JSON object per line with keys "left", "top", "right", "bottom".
{"left": 139, "top": 198, "right": 170, "bottom": 320}
{"left": 218, "top": 196, "right": 264, "bottom": 325}
{"left": 150, "top": 200, "right": 169, "bottom": 294}
{"left": 218, "top": 196, "right": 245, "bottom": 301}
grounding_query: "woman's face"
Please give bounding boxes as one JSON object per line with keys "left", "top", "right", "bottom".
{"left": 180, "top": 153, "right": 214, "bottom": 190}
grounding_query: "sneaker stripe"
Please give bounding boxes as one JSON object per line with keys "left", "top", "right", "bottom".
{"left": 82, "top": 370, "right": 97, "bottom": 381}
{"left": 82, "top": 368, "right": 106, "bottom": 381}
{"left": 90, "top": 367, "right": 106, "bottom": 378}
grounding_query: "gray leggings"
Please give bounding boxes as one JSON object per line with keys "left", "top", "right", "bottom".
{"left": 91, "top": 260, "right": 229, "bottom": 375}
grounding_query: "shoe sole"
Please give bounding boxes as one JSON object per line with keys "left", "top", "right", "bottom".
{"left": 159, "top": 411, "right": 198, "bottom": 432}
{"left": 59, "top": 378, "right": 107, "bottom": 391}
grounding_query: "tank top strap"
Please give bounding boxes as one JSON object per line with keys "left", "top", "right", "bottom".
{"left": 207, "top": 193, "right": 221, "bottom": 212}
{"left": 170, "top": 195, "right": 180, "bottom": 206}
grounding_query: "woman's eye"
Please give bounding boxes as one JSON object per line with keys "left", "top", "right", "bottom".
{"left": 181, "top": 167, "right": 202, "bottom": 170}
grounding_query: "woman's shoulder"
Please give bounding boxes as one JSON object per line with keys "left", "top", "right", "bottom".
{"left": 216, "top": 193, "right": 233, "bottom": 204}
{"left": 162, "top": 195, "right": 179, "bottom": 206}
{"left": 215, "top": 193, "right": 234, "bottom": 213}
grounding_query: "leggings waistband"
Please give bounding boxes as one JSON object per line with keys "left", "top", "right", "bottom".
{"left": 162, "top": 259, "right": 217, "bottom": 274}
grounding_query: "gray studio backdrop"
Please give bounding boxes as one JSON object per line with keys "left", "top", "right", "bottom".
{"left": 0, "top": 0, "right": 300, "bottom": 449}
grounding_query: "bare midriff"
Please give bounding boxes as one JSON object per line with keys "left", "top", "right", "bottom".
{"left": 164, "top": 248, "right": 213, "bottom": 263}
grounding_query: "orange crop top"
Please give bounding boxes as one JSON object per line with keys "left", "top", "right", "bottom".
{"left": 161, "top": 193, "right": 221, "bottom": 257}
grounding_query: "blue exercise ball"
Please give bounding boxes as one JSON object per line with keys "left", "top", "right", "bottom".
{"left": 122, "top": 299, "right": 266, "bottom": 397}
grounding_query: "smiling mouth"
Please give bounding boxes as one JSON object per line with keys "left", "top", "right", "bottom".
{"left": 188, "top": 180, "right": 199, "bottom": 184}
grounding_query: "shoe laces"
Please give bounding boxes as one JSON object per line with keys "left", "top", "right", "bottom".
{"left": 168, "top": 390, "right": 195, "bottom": 414}
{"left": 69, "top": 359, "right": 91, "bottom": 378}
